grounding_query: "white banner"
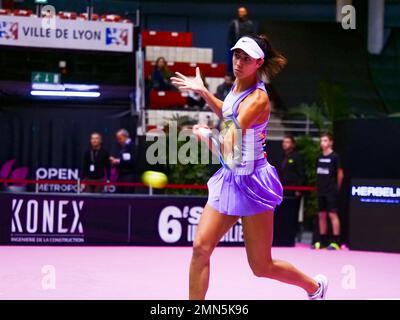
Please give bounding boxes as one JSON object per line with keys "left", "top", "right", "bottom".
{"left": 0, "top": 15, "right": 133, "bottom": 52}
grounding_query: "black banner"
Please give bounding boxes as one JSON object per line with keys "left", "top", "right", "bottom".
{"left": 1, "top": 193, "right": 130, "bottom": 245}
{"left": 131, "top": 196, "right": 244, "bottom": 246}
{"left": 0, "top": 193, "right": 245, "bottom": 246}
{"left": 349, "top": 179, "right": 400, "bottom": 253}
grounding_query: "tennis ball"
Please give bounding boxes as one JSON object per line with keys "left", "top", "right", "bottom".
{"left": 141, "top": 171, "right": 168, "bottom": 189}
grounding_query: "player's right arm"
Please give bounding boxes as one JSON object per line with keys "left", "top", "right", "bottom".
{"left": 170, "top": 67, "right": 223, "bottom": 119}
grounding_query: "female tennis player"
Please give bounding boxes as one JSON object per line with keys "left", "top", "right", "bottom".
{"left": 171, "top": 34, "right": 328, "bottom": 300}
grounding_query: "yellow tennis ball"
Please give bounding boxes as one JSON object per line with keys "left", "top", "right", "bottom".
{"left": 141, "top": 171, "right": 168, "bottom": 189}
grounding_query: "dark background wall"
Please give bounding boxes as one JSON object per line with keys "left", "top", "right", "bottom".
{"left": 334, "top": 118, "right": 400, "bottom": 180}
{"left": 0, "top": 103, "right": 138, "bottom": 176}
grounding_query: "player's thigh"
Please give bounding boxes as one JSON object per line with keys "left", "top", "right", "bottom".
{"left": 194, "top": 203, "right": 240, "bottom": 250}
{"left": 242, "top": 211, "right": 274, "bottom": 264}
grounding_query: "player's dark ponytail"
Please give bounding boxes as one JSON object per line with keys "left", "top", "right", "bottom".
{"left": 250, "top": 34, "right": 287, "bottom": 81}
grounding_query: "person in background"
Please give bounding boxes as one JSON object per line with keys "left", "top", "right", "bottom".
{"left": 313, "top": 132, "right": 344, "bottom": 250}
{"left": 214, "top": 71, "right": 258, "bottom": 133}
{"left": 278, "top": 134, "right": 306, "bottom": 242}
{"left": 110, "top": 129, "right": 138, "bottom": 194}
{"left": 215, "top": 73, "right": 235, "bottom": 101}
{"left": 279, "top": 134, "right": 305, "bottom": 198}
{"left": 150, "top": 56, "right": 177, "bottom": 91}
{"left": 82, "top": 132, "right": 111, "bottom": 193}
{"left": 227, "top": 6, "right": 257, "bottom": 72}
{"left": 186, "top": 74, "right": 209, "bottom": 110}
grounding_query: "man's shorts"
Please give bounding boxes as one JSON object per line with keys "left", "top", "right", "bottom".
{"left": 318, "top": 193, "right": 338, "bottom": 213}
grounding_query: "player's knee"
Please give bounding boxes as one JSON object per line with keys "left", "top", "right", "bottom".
{"left": 192, "top": 239, "right": 214, "bottom": 261}
{"left": 250, "top": 260, "right": 274, "bottom": 278}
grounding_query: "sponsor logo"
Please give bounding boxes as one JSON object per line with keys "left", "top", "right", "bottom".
{"left": 351, "top": 185, "right": 400, "bottom": 204}
{"left": 36, "top": 167, "right": 79, "bottom": 193}
{"left": 317, "top": 167, "right": 330, "bottom": 175}
{"left": 11, "top": 198, "right": 85, "bottom": 244}
{"left": 157, "top": 205, "right": 243, "bottom": 243}
{"left": 0, "top": 20, "right": 18, "bottom": 40}
{"left": 352, "top": 186, "right": 400, "bottom": 198}
{"left": 105, "top": 27, "right": 128, "bottom": 46}
{"left": 319, "top": 158, "right": 332, "bottom": 163}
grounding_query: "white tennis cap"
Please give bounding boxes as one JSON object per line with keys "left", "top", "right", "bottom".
{"left": 230, "top": 36, "right": 265, "bottom": 59}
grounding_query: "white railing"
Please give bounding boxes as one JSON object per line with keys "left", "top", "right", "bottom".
{"left": 142, "top": 109, "right": 331, "bottom": 138}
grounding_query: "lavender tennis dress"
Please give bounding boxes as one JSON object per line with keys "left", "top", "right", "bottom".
{"left": 206, "top": 80, "right": 283, "bottom": 216}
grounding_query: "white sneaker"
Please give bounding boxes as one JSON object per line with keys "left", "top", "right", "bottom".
{"left": 308, "top": 274, "right": 328, "bottom": 300}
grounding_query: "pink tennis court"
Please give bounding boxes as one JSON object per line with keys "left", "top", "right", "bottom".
{"left": 1, "top": 245, "right": 399, "bottom": 300}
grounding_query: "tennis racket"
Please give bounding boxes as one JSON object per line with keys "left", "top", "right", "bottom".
{"left": 197, "top": 115, "right": 243, "bottom": 171}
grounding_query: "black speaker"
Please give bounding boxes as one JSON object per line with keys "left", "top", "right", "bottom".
{"left": 273, "top": 196, "right": 300, "bottom": 247}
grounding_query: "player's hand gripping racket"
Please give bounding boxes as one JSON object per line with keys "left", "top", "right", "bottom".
{"left": 194, "top": 116, "right": 243, "bottom": 171}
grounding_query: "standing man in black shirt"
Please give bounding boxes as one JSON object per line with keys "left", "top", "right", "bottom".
{"left": 277, "top": 134, "right": 306, "bottom": 245}
{"left": 227, "top": 6, "right": 257, "bottom": 72}
{"left": 279, "top": 134, "right": 306, "bottom": 197}
{"left": 109, "top": 129, "right": 138, "bottom": 194}
{"left": 82, "top": 132, "right": 111, "bottom": 193}
{"left": 313, "top": 132, "right": 344, "bottom": 250}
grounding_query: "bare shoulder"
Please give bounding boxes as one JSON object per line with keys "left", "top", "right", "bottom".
{"left": 238, "top": 89, "right": 270, "bottom": 123}
{"left": 247, "top": 88, "right": 269, "bottom": 105}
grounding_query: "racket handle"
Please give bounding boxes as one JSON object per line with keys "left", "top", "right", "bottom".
{"left": 197, "top": 127, "right": 212, "bottom": 138}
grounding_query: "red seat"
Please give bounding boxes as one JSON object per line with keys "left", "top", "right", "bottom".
{"left": 145, "top": 61, "right": 226, "bottom": 79}
{"left": 197, "top": 63, "right": 227, "bottom": 77}
{"left": 149, "top": 90, "right": 187, "bottom": 109}
{"left": 0, "top": 9, "right": 11, "bottom": 15}
{"left": 101, "top": 14, "right": 122, "bottom": 22}
{"left": 146, "top": 125, "right": 158, "bottom": 131}
{"left": 12, "top": 9, "right": 32, "bottom": 16}
{"left": 58, "top": 11, "right": 77, "bottom": 20}
{"left": 142, "top": 30, "right": 193, "bottom": 47}
{"left": 79, "top": 13, "right": 99, "bottom": 21}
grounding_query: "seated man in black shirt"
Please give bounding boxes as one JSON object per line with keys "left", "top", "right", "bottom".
{"left": 215, "top": 73, "right": 234, "bottom": 101}
{"left": 82, "top": 132, "right": 111, "bottom": 193}
{"left": 109, "top": 129, "right": 138, "bottom": 193}
{"left": 313, "top": 132, "right": 344, "bottom": 250}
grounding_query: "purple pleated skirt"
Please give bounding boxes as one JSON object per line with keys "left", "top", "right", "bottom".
{"left": 206, "top": 157, "right": 283, "bottom": 216}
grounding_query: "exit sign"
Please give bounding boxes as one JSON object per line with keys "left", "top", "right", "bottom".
{"left": 32, "top": 72, "right": 61, "bottom": 84}
{"left": 35, "top": 0, "right": 48, "bottom": 4}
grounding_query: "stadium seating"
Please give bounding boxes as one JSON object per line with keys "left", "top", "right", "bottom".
{"left": 58, "top": 11, "right": 78, "bottom": 20}
{"left": 149, "top": 90, "right": 188, "bottom": 109}
{"left": 79, "top": 13, "right": 100, "bottom": 21}
{"left": 0, "top": 8, "right": 11, "bottom": 15}
{"left": 144, "top": 61, "right": 226, "bottom": 79}
{"left": 143, "top": 30, "right": 227, "bottom": 111}
{"left": 101, "top": 14, "right": 122, "bottom": 22}
{"left": 0, "top": 7, "right": 131, "bottom": 23}
{"left": 145, "top": 45, "right": 213, "bottom": 64}
{"left": 12, "top": 9, "right": 33, "bottom": 16}
{"left": 142, "top": 30, "right": 193, "bottom": 47}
